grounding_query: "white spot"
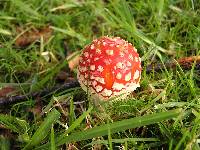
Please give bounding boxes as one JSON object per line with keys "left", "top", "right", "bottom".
{"left": 110, "top": 44, "right": 114, "bottom": 47}
{"left": 94, "top": 57, "right": 99, "bottom": 61}
{"left": 96, "top": 49, "right": 101, "bottom": 54}
{"left": 135, "top": 57, "right": 139, "bottom": 62}
{"left": 90, "top": 65, "right": 95, "bottom": 71}
{"left": 134, "top": 48, "right": 137, "bottom": 52}
{"left": 134, "top": 70, "right": 140, "bottom": 80}
{"left": 79, "top": 66, "right": 87, "bottom": 72}
{"left": 127, "top": 61, "right": 132, "bottom": 67}
{"left": 103, "top": 42, "right": 106, "bottom": 46}
{"left": 90, "top": 75, "right": 95, "bottom": 79}
{"left": 116, "top": 62, "right": 125, "bottom": 69}
{"left": 84, "top": 52, "right": 89, "bottom": 58}
{"left": 125, "top": 72, "right": 131, "bottom": 81}
{"left": 96, "top": 85, "right": 103, "bottom": 92}
{"left": 139, "top": 57, "right": 141, "bottom": 62}
{"left": 95, "top": 77, "right": 105, "bottom": 84}
{"left": 125, "top": 82, "right": 140, "bottom": 92}
{"left": 101, "top": 88, "right": 112, "bottom": 97}
{"left": 97, "top": 41, "right": 101, "bottom": 45}
{"left": 112, "top": 82, "right": 126, "bottom": 91}
{"left": 116, "top": 45, "right": 120, "bottom": 48}
{"left": 124, "top": 43, "right": 129, "bottom": 48}
{"left": 116, "top": 72, "right": 122, "bottom": 79}
{"left": 91, "top": 44, "right": 95, "bottom": 49}
{"left": 85, "top": 73, "right": 88, "bottom": 78}
{"left": 97, "top": 65, "right": 104, "bottom": 72}
{"left": 113, "top": 91, "right": 119, "bottom": 96}
{"left": 87, "top": 59, "right": 90, "bottom": 63}
{"left": 112, "top": 90, "right": 129, "bottom": 98}
{"left": 128, "top": 54, "right": 133, "bottom": 61}
{"left": 104, "top": 59, "right": 111, "bottom": 65}
{"left": 92, "top": 80, "right": 97, "bottom": 87}
{"left": 106, "top": 49, "right": 114, "bottom": 55}
{"left": 112, "top": 82, "right": 125, "bottom": 90}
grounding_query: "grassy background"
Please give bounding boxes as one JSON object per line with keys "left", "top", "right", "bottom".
{"left": 0, "top": 0, "right": 200, "bottom": 149}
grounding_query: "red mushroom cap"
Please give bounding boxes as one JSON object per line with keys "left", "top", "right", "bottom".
{"left": 77, "top": 36, "right": 141, "bottom": 100}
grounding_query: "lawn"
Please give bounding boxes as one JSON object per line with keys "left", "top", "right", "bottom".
{"left": 0, "top": 0, "right": 200, "bottom": 149}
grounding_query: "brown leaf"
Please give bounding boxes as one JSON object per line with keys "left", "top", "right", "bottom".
{"left": 177, "top": 56, "right": 200, "bottom": 69}
{"left": 15, "top": 25, "right": 53, "bottom": 47}
{"left": 56, "top": 71, "right": 69, "bottom": 81}
{"left": 0, "top": 86, "right": 16, "bottom": 97}
{"left": 67, "top": 51, "right": 80, "bottom": 71}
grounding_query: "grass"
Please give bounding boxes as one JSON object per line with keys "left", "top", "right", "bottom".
{"left": 0, "top": 0, "right": 200, "bottom": 149}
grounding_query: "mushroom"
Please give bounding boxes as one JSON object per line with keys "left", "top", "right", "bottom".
{"left": 77, "top": 36, "right": 141, "bottom": 101}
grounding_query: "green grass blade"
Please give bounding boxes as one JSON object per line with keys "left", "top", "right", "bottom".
{"left": 140, "top": 90, "right": 166, "bottom": 113}
{"left": 11, "top": 0, "right": 42, "bottom": 19}
{"left": 108, "top": 125, "right": 113, "bottom": 149}
{"left": 0, "top": 28, "right": 11, "bottom": 35}
{"left": 69, "top": 98, "right": 75, "bottom": 125}
{"left": 0, "top": 114, "right": 29, "bottom": 134}
{"left": 51, "top": 26, "right": 86, "bottom": 46}
{"left": 50, "top": 125, "right": 56, "bottom": 150}
{"left": 57, "top": 109, "right": 180, "bottom": 145}
{"left": 63, "top": 106, "right": 93, "bottom": 135}
{"left": 34, "top": 106, "right": 93, "bottom": 150}
{"left": 50, "top": 2, "right": 82, "bottom": 12}
{"left": 36, "top": 109, "right": 181, "bottom": 149}
{"left": 0, "top": 135, "right": 11, "bottom": 150}
{"left": 23, "top": 109, "right": 60, "bottom": 150}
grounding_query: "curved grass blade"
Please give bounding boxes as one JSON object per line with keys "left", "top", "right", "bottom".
{"left": 50, "top": 125, "right": 56, "bottom": 150}
{"left": 0, "top": 114, "right": 29, "bottom": 134}
{"left": 35, "top": 109, "right": 181, "bottom": 149}
{"left": 23, "top": 109, "right": 60, "bottom": 150}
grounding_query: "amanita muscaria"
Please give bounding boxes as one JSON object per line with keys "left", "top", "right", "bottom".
{"left": 77, "top": 36, "right": 141, "bottom": 101}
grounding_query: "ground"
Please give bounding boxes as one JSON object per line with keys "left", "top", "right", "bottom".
{"left": 0, "top": 0, "right": 200, "bottom": 149}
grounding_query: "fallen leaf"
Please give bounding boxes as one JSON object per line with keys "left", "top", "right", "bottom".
{"left": 0, "top": 86, "right": 16, "bottom": 97}
{"left": 15, "top": 25, "right": 53, "bottom": 47}
{"left": 56, "top": 71, "right": 69, "bottom": 81}
{"left": 177, "top": 55, "right": 200, "bottom": 69}
{"left": 66, "top": 51, "right": 80, "bottom": 71}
